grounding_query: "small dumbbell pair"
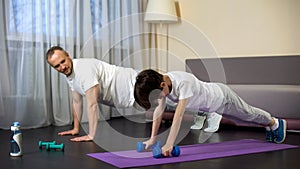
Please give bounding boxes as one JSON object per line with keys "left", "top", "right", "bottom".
{"left": 38, "top": 141, "right": 64, "bottom": 151}
{"left": 136, "top": 141, "right": 180, "bottom": 158}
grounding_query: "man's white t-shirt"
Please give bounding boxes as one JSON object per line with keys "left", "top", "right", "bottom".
{"left": 66, "top": 58, "right": 138, "bottom": 108}
{"left": 166, "top": 71, "right": 224, "bottom": 112}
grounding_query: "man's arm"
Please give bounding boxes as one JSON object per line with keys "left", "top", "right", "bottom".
{"left": 163, "top": 98, "right": 188, "bottom": 156}
{"left": 70, "top": 85, "right": 99, "bottom": 142}
{"left": 58, "top": 91, "right": 83, "bottom": 136}
{"left": 72, "top": 91, "right": 83, "bottom": 133}
{"left": 84, "top": 85, "right": 99, "bottom": 140}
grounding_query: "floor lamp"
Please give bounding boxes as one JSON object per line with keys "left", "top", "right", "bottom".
{"left": 144, "top": 0, "right": 178, "bottom": 72}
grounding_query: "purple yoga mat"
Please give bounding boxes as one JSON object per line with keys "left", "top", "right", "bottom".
{"left": 87, "top": 139, "right": 298, "bottom": 168}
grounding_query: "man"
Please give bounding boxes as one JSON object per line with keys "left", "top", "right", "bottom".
{"left": 46, "top": 46, "right": 138, "bottom": 142}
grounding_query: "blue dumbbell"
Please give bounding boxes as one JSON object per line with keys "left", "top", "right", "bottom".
{"left": 46, "top": 143, "right": 65, "bottom": 152}
{"left": 152, "top": 146, "right": 180, "bottom": 158}
{"left": 38, "top": 141, "right": 56, "bottom": 149}
{"left": 136, "top": 141, "right": 162, "bottom": 152}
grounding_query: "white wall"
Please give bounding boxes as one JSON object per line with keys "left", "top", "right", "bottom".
{"left": 166, "top": 0, "right": 300, "bottom": 71}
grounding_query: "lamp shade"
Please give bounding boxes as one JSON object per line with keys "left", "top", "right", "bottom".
{"left": 144, "top": 0, "right": 178, "bottom": 23}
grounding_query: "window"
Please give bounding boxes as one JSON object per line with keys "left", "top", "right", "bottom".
{"left": 7, "top": 0, "right": 102, "bottom": 40}
{"left": 90, "top": 0, "right": 102, "bottom": 34}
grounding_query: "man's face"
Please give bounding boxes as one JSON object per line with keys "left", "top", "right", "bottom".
{"left": 47, "top": 50, "right": 73, "bottom": 76}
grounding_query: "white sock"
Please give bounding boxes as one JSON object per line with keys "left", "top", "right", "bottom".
{"left": 270, "top": 118, "right": 279, "bottom": 131}
{"left": 265, "top": 126, "right": 271, "bottom": 131}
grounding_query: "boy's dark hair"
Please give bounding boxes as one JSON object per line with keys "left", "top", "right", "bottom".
{"left": 45, "top": 46, "right": 65, "bottom": 62}
{"left": 134, "top": 69, "right": 164, "bottom": 110}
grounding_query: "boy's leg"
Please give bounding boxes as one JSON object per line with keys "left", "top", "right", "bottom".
{"left": 218, "top": 84, "right": 273, "bottom": 126}
{"left": 217, "top": 84, "right": 286, "bottom": 143}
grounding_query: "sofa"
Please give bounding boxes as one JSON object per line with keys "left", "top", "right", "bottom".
{"left": 185, "top": 56, "right": 300, "bottom": 130}
{"left": 146, "top": 56, "right": 300, "bottom": 132}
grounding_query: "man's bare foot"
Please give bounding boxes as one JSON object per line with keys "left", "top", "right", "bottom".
{"left": 58, "top": 129, "right": 79, "bottom": 136}
{"left": 70, "top": 135, "right": 92, "bottom": 142}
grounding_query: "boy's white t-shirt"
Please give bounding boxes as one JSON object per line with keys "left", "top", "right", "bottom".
{"left": 66, "top": 58, "right": 138, "bottom": 108}
{"left": 166, "top": 71, "right": 224, "bottom": 112}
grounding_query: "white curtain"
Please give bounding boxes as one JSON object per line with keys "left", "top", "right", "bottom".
{"left": 0, "top": 0, "right": 152, "bottom": 129}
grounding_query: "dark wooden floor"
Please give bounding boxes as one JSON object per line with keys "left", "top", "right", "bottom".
{"left": 1, "top": 116, "right": 299, "bottom": 169}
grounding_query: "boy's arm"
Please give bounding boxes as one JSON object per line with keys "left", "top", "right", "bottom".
{"left": 144, "top": 97, "right": 166, "bottom": 149}
{"left": 163, "top": 98, "right": 188, "bottom": 156}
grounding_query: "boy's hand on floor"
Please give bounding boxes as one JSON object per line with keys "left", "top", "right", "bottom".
{"left": 162, "top": 145, "right": 173, "bottom": 157}
{"left": 143, "top": 139, "right": 156, "bottom": 150}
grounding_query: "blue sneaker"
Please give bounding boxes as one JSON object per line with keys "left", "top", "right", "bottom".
{"left": 265, "top": 129, "right": 274, "bottom": 142}
{"left": 272, "top": 119, "right": 287, "bottom": 143}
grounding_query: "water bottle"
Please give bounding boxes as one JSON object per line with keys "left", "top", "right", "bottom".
{"left": 10, "top": 122, "right": 22, "bottom": 157}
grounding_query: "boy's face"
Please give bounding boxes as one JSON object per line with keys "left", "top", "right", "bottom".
{"left": 147, "top": 88, "right": 166, "bottom": 109}
{"left": 47, "top": 50, "right": 73, "bottom": 76}
{"left": 147, "top": 83, "right": 169, "bottom": 109}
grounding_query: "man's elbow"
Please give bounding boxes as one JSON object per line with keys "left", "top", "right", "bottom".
{"left": 87, "top": 102, "right": 98, "bottom": 111}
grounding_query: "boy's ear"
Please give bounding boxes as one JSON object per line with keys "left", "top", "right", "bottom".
{"left": 160, "top": 82, "right": 166, "bottom": 88}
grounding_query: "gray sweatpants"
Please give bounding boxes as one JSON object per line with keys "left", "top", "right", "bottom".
{"left": 216, "top": 83, "right": 273, "bottom": 126}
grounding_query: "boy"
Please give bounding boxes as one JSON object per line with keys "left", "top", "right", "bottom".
{"left": 134, "top": 69, "right": 286, "bottom": 157}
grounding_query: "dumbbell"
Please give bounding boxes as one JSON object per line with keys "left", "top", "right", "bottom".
{"left": 136, "top": 141, "right": 162, "bottom": 152}
{"left": 46, "top": 143, "right": 65, "bottom": 152}
{"left": 152, "top": 146, "right": 180, "bottom": 158}
{"left": 38, "top": 141, "right": 56, "bottom": 149}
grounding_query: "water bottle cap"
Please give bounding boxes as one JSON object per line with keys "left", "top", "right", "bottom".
{"left": 12, "top": 122, "right": 20, "bottom": 127}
